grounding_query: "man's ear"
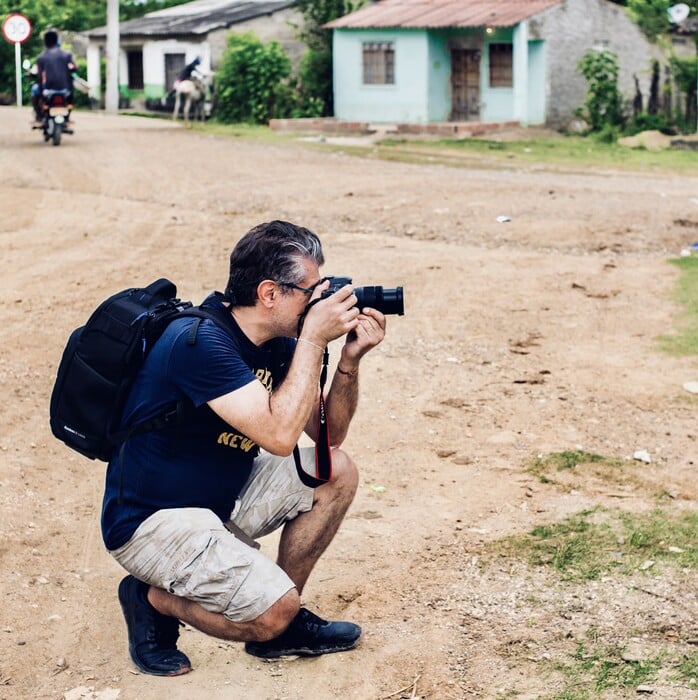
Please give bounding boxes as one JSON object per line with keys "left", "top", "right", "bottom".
{"left": 257, "top": 280, "right": 277, "bottom": 309}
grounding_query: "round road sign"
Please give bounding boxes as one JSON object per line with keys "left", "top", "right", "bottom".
{"left": 2, "top": 13, "right": 32, "bottom": 44}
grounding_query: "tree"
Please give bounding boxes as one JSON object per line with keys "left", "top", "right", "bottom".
{"left": 294, "top": 0, "right": 365, "bottom": 116}
{"left": 0, "top": 0, "right": 190, "bottom": 99}
{"left": 624, "top": 0, "right": 698, "bottom": 39}
{"left": 670, "top": 54, "right": 698, "bottom": 130}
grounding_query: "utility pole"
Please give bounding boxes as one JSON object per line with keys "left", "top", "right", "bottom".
{"left": 105, "top": 0, "right": 119, "bottom": 113}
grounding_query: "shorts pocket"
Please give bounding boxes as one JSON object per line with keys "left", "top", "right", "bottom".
{"left": 168, "top": 529, "right": 253, "bottom": 615}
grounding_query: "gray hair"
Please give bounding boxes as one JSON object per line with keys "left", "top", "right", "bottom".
{"left": 225, "top": 220, "right": 324, "bottom": 306}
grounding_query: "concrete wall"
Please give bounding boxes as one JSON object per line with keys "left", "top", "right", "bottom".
{"left": 334, "top": 25, "right": 550, "bottom": 125}
{"left": 530, "top": 0, "right": 664, "bottom": 128}
{"left": 207, "top": 7, "right": 304, "bottom": 67}
{"left": 333, "top": 29, "right": 431, "bottom": 122}
{"left": 86, "top": 7, "right": 304, "bottom": 103}
{"left": 426, "top": 31, "right": 452, "bottom": 121}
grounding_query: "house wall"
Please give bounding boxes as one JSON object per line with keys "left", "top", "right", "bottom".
{"left": 143, "top": 40, "right": 210, "bottom": 98}
{"left": 331, "top": 0, "right": 662, "bottom": 127}
{"left": 334, "top": 26, "right": 549, "bottom": 124}
{"left": 529, "top": 0, "right": 664, "bottom": 128}
{"left": 86, "top": 7, "right": 303, "bottom": 103}
{"left": 426, "top": 31, "right": 451, "bottom": 121}
{"left": 527, "top": 40, "right": 547, "bottom": 124}
{"left": 207, "top": 8, "right": 304, "bottom": 66}
{"left": 333, "top": 29, "right": 431, "bottom": 122}
{"left": 480, "top": 27, "right": 515, "bottom": 122}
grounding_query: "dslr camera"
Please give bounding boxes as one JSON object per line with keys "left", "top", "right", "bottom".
{"left": 322, "top": 276, "right": 404, "bottom": 316}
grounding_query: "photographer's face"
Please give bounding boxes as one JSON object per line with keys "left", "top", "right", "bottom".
{"left": 273, "top": 258, "right": 323, "bottom": 334}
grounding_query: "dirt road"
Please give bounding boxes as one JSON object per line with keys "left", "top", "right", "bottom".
{"left": 1, "top": 107, "right": 696, "bottom": 699}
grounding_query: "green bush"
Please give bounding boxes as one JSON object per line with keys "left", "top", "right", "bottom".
{"left": 577, "top": 49, "right": 624, "bottom": 132}
{"left": 625, "top": 112, "right": 673, "bottom": 135}
{"left": 295, "top": 48, "right": 332, "bottom": 117}
{"left": 214, "top": 32, "right": 293, "bottom": 124}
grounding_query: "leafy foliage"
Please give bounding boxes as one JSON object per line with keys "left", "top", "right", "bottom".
{"left": 627, "top": 0, "right": 671, "bottom": 39}
{"left": 214, "top": 32, "right": 292, "bottom": 124}
{"left": 0, "top": 0, "right": 190, "bottom": 99}
{"left": 293, "top": 0, "right": 365, "bottom": 116}
{"left": 577, "top": 49, "right": 624, "bottom": 131}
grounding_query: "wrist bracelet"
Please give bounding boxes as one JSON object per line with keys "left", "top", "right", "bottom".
{"left": 336, "top": 364, "right": 359, "bottom": 376}
{"left": 297, "top": 337, "right": 325, "bottom": 352}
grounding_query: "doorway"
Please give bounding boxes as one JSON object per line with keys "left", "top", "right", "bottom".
{"left": 450, "top": 48, "right": 481, "bottom": 121}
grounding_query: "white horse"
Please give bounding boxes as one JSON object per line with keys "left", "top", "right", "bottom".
{"left": 173, "top": 72, "right": 210, "bottom": 125}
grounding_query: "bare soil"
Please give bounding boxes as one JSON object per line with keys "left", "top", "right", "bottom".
{"left": 1, "top": 107, "right": 697, "bottom": 700}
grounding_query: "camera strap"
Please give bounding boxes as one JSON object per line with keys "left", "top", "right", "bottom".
{"left": 293, "top": 345, "right": 332, "bottom": 488}
{"left": 293, "top": 298, "right": 332, "bottom": 488}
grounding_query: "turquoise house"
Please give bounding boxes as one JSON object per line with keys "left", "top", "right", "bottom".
{"left": 326, "top": 0, "right": 662, "bottom": 128}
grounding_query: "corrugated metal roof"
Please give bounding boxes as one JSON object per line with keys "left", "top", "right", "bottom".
{"left": 87, "top": 0, "right": 296, "bottom": 38}
{"left": 326, "top": 0, "right": 561, "bottom": 29}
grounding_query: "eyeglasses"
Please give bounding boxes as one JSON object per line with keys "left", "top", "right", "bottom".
{"left": 279, "top": 278, "right": 326, "bottom": 296}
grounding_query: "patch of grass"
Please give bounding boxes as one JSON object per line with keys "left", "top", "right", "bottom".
{"left": 495, "top": 508, "right": 698, "bottom": 581}
{"left": 189, "top": 120, "right": 294, "bottom": 145}
{"left": 528, "top": 450, "right": 625, "bottom": 487}
{"left": 677, "top": 650, "right": 698, "bottom": 683}
{"left": 375, "top": 134, "right": 698, "bottom": 174}
{"left": 548, "top": 641, "right": 662, "bottom": 698}
{"left": 151, "top": 119, "right": 698, "bottom": 175}
{"left": 658, "top": 257, "right": 698, "bottom": 357}
{"left": 531, "top": 450, "right": 620, "bottom": 472}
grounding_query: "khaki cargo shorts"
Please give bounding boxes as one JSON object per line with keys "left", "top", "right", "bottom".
{"left": 109, "top": 447, "right": 315, "bottom": 622}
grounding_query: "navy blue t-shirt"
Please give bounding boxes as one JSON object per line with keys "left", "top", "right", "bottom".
{"left": 37, "top": 47, "right": 74, "bottom": 91}
{"left": 101, "top": 303, "right": 295, "bottom": 551}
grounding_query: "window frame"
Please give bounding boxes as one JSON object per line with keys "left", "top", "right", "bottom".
{"left": 488, "top": 43, "right": 513, "bottom": 88}
{"left": 362, "top": 41, "right": 395, "bottom": 85}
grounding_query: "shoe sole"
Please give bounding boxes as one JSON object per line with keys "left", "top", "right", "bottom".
{"left": 246, "top": 638, "right": 361, "bottom": 659}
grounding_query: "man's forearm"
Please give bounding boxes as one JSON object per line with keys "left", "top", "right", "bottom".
{"left": 325, "top": 368, "right": 359, "bottom": 446}
{"left": 268, "top": 341, "right": 325, "bottom": 450}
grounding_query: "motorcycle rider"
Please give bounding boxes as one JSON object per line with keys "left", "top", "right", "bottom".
{"left": 35, "top": 30, "right": 75, "bottom": 124}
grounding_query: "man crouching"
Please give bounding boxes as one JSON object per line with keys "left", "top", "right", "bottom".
{"left": 100, "top": 220, "right": 386, "bottom": 674}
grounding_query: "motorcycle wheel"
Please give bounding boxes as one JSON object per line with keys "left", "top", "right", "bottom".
{"left": 52, "top": 123, "right": 62, "bottom": 146}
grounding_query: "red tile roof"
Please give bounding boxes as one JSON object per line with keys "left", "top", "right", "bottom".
{"left": 326, "top": 0, "right": 561, "bottom": 29}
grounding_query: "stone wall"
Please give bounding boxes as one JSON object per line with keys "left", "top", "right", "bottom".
{"left": 530, "top": 0, "right": 665, "bottom": 129}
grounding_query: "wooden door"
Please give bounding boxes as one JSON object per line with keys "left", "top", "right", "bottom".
{"left": 450, "top": 49, "right": 480, "bottom": 121}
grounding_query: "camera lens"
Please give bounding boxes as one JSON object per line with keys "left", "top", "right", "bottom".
{"left": 355, "top": 286, "right": 404, "bottom": 316}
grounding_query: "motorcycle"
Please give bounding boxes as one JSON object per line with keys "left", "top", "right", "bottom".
{"left": 33, "top": 89, "right": 74, "bottom": 146}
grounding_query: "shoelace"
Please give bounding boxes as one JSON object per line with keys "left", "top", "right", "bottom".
{"left": 296, "top": 608, "right": 328, "bottom": 634}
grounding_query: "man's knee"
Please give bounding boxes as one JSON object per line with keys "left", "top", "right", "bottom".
{"left": 248, "top": 588, "right": 300, "bottom": 641}
{"left": 329, "top": 448, "right": 359, "bottom": 494}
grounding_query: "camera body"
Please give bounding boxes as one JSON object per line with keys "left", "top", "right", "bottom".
{"left": 322, "top": 276, "right": 404, "bottom": 316}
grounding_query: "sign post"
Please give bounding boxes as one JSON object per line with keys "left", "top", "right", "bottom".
{"left": 2, "top": 14, "right": 33, "bottom": 107}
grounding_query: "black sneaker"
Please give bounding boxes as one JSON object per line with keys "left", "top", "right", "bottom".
{"left": 244, "top": 607, "right": 361, "bottom": 659}
{"left": 117, "top": 575, "right": 192, "bottom": 676}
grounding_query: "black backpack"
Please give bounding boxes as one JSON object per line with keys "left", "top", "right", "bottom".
{"left": 49, "top": 278, "right": 332, "bottom": 486}
{"left": 49, "top": 278, "right": 228, "bottom": 462}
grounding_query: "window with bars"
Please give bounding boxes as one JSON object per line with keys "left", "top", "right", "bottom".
{"left": 489, "top": 43, "right": 513, "bottom": 87}
{"left": 362, "top": 42, "right": 395, "bottom": 85}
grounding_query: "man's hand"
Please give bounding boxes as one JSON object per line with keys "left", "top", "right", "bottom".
{"left": 340, "top": 306, "right": 386, "bottom": 368}
{"left": 300, "top": 282, "right": 361, "bottom": 347}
